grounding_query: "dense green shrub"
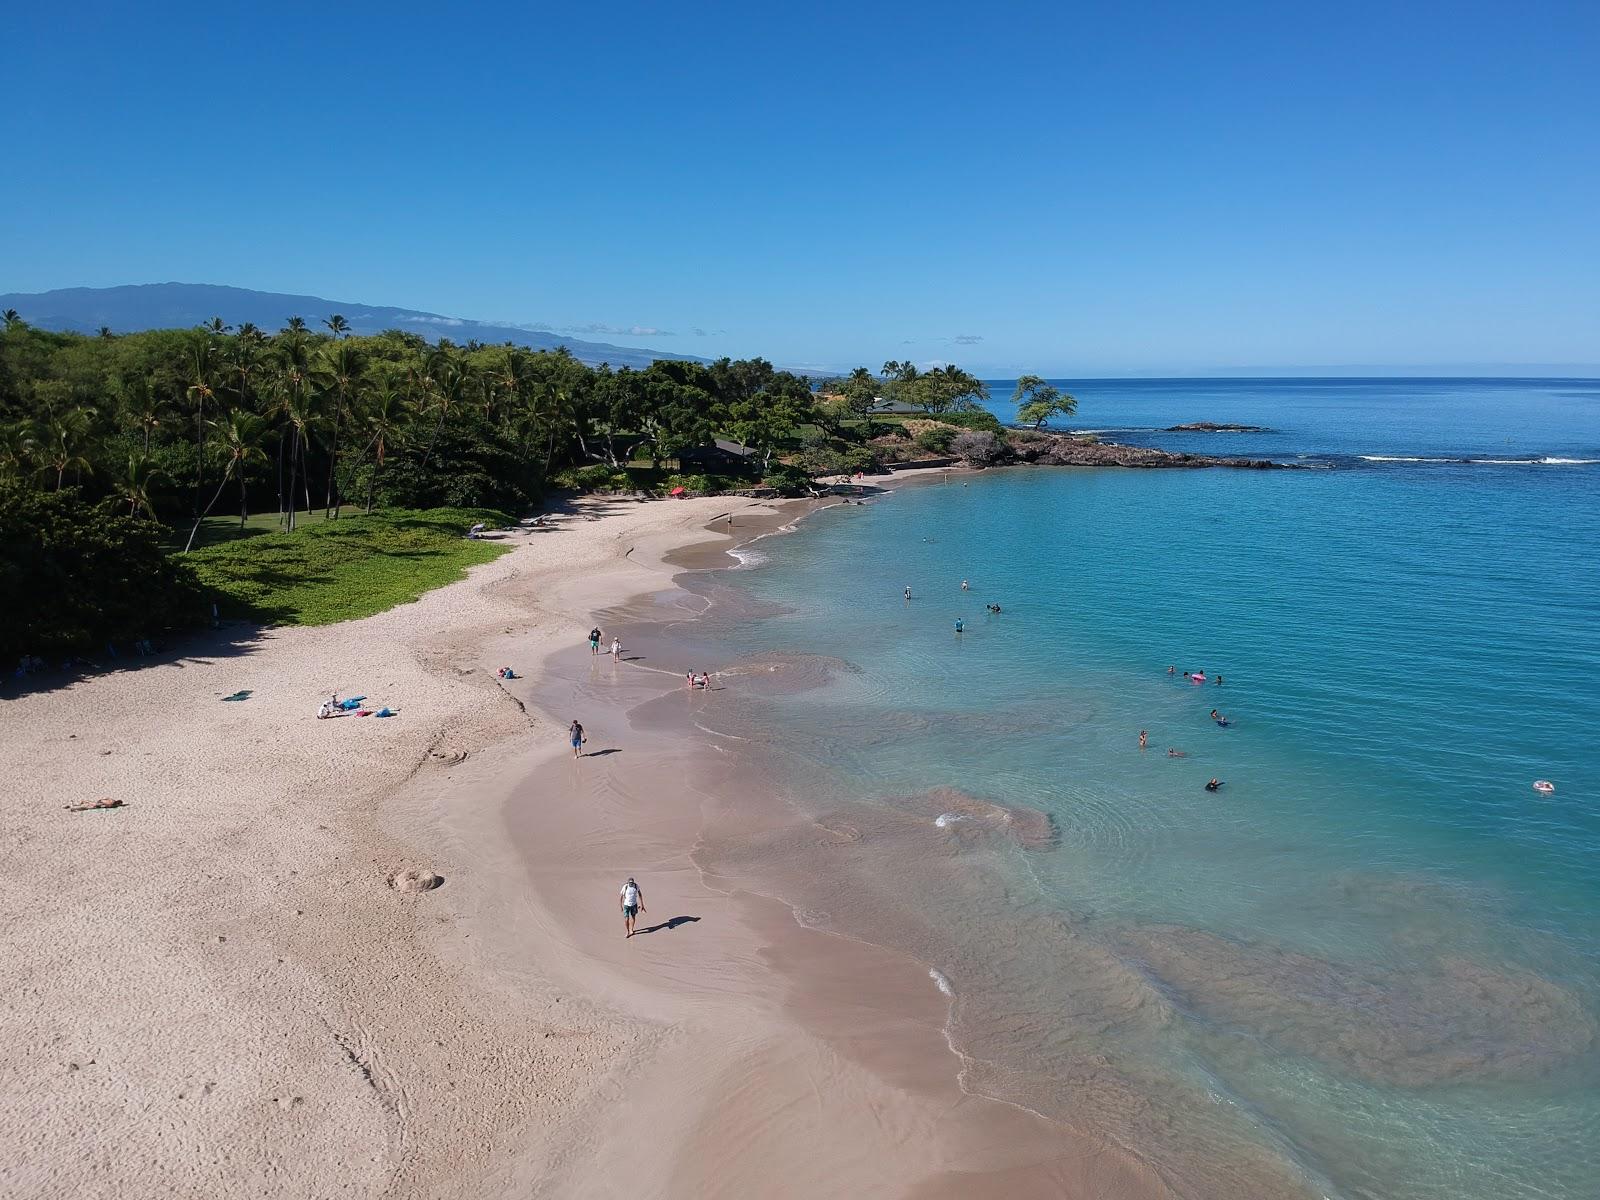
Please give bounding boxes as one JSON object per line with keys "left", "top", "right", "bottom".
{"left": 761, "top": 464, "right": 813, "bottom": 494}
{"left": 933, "top": 409, "right": 1004, "bottom": 433}
{"left": 913, "top": 425, "right": 957, "bottom": 453}
{"left": 662, "top": 473, "right": 726, "bottom": 496}
{"left": 355, "top": 419, "right": 538, "bottom": 511}
{"left": 0, "top": 483, "right": 207, "bottom": 663}
{"left": 552, "top": 463, "right": 636, "bottom": 493}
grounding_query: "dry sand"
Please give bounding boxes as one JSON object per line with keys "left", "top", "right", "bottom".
{"left": 1, "top": 484, "right": 1173, "bottom": 1199}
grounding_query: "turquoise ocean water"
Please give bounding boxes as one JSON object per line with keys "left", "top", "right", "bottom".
{"left": 681, "top": 379, "right": 1600, "bottom": 1199}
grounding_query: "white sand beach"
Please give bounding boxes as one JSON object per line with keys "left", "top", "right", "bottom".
{"left": 1, "top": 487, "right": 1168, "bottom": 1200}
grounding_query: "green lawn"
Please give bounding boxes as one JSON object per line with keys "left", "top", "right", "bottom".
{"left": 186, "top": 507, "right": 515, "bottom": 626}
{"left": 174, "top": 507, "right": 336, "bottom": 552}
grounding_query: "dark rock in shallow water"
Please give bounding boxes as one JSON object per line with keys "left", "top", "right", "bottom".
{"left": 1164, "top": 422, "right": 1270, "bottom": 432}
{"left": 1001, "top": 431, "right": 1285, "bottom": 470}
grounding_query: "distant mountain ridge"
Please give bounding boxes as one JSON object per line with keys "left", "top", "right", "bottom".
{"left": 0, "top": 282, "right": 700, "bottom": 370}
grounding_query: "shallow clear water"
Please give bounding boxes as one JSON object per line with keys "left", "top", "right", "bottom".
{"left": 688, "top": 380, "right": 1600, "bottom": 1199}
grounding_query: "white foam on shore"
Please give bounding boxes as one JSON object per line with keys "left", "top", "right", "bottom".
{"left": 1357, "top": 454, "right": 1600, "bottom": 467}
{"left": 933, "top": 812, "right": 970, "bottom": 828}
{"left": 727, "top": 546, "right": 769, "bottom": 568}
{"left": 929, "top": 968, "right": 955, "bottom": 998}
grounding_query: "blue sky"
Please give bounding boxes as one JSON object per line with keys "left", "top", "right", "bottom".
{"left": 3, "top": 1, "right": 1597, "bottom": 374}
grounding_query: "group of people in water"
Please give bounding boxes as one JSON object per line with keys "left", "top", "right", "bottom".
{"left": 912, "top": 580, "right": 1006, "bottom": 633}
{"left": 1140, "top": 667, "right": 1236, "bottom": 791}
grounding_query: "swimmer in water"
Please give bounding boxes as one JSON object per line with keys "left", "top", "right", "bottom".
{"left": 1167, "top": 748, "right": 1187, "bottom": 757}
{"left": 1215, "top": 675, "right": 1223, "bottom": 686}
{"left": 1205, "top": 779, "right": 1222, "bottom": 792}
{"left": 954, "top": 618, "right": 964, "bottom": 633}
{"left": 1167, "top": 665, "right": 1176, "bottom": 675}
{"left": 904, "top": 586, "right": 912, "bottom": 600}
{"left": 1210, "top": 709, "right": 1230, "bottom": 727}
{"left": 1138, "top": 729, "right": 1148, "bottom": 750}
{"left": 961, "top": 580, "right": 970, "bottom": 590}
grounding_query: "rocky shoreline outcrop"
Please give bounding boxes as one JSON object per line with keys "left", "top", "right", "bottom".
{"left": 1001, "top": 431, "right": 1285, "bottom": 470}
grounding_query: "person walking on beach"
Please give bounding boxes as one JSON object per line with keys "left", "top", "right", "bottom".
{"left": 569, "top": 719, "right": 586, "bottom": 758}
{"left": 1138, "top": 729, "right": 1148, "bottom": 750}
{"left": 588, "top": 628, "right": 603, "bottom": 655}
{"left": 620, "top": 877, "right": 646, "bottom": 938}
{"left": 610, "top": 637, "right": 622, "bottom": 662}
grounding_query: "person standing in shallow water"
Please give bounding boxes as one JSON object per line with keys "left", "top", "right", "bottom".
{"left": 1139, "top": 729, "right": 1148, "bottom": 750}
{"left": 588, "top": 627, "right": 602, "bottom": 655}
{"left": 620, "top": 877, "right": 646, "bottom": 938}
{"left": 569, "top": 719, "right": 585, "bottom": 758}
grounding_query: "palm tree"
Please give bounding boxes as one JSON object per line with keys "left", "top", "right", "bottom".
{"left": 280, "top": 387, "right": 321, "bottom": 532}
{"left": 2, "top": 308, "right": 21, "bottom": 329}
{"left": 324, "top": 314, "right": 350, "bottom": 339}
{"left": 98, "top": 325, "right": 115, "bottom": 340}
{"left": 0, "top": 422, "right": 32, "bottom": 480}
{"left": 418, "top": 349, "right": 466, "bottom": 469}
{"left": 200, "top": 317, "right": 231, "bottom": 337}
{"left": 360, "top": 380, "right": 407, "bottom": 513}
{"left": 121, "top": 379, "right": 166, "bottom": 455}
{"left": 30, "top": 408, "right": 96, "bottom": 490}
{"left": 116, "top": 454, "right": 163, "bottom": 518}
{"left": 284, "top": 316, "right": 307, "bottom": 334}
{"left": 185, "top": 342, "right": 218, "bottom": 515}
{"left": 224, "top": 332, "right": 264, "bottom": 418}
{"left": 314, "top": 340, "right": 362, "bottom": 517}
{"left": 183, "top": 411, "right": 269, "bottom": 551}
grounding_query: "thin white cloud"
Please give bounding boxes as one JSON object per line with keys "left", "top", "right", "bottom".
{"left": 504, "top": 319, "right": 674, "bottom": 338}
{"left": 400, "top": 314, "right": 467, "bottom": 327}
{"left": 953, "top": 333, "right": 984, "bottom": 345}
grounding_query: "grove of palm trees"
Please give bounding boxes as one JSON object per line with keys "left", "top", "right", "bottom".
{"left": 0, "top": 309, "right": 1004, "bottom": 662}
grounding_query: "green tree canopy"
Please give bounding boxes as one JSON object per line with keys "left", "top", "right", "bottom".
{"left": 1012, "top": 375, "right": 1077, "bottom": 429}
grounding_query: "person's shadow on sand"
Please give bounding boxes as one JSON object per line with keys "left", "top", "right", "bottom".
{"left": 633, "top": 916, "right": 700, "bottom": 936}
{"left": 585, "top": 748, "right": 622, "bottom": 758}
